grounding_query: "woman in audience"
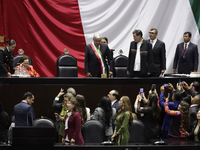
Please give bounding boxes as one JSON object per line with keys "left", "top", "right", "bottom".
{"left": 165, "top": 98, "right": 190, "bottom": 138}
{"left": 137, "top": 91, "right": 161, "bottom": 140}
{"left": 76, "top": 94, "right": 90, "bottom": 123}
{"left": 0, "top": 39, "right": 16, "bottom": 77}
{"left": 111, "top": 96, "right": 134, "bottom": 145}
{"left": 0, "top": 103, "right": 11, "bottom": 143}
{"left": 185, "top": 108, "right": 200, "bottom": 141}
{"left": 62, "top": 98, "right": 84, "bottom": 145}
{"left": 93, "top": 96, "right": 116, "bottom": 140}
{"left": 56, "top": 92, "right": 74, "bottom": 143}
{"left": 14, "top": 56, "right": 40, "bottom": 77}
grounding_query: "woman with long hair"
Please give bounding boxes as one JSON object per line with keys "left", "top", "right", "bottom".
{"left": 137, "top": 91, "right": 161, "bottom": 140}
{"left": 165, "top": 99, "right": 190, "bottom": 138}
{"left": 111, "top": 96, "right": 133, "bottom": 145}
{"left": 56, "top": 92, "right": 74, "bottom": 143}
{"left": 62, "top": 98, "right": 84, "bottom": 145}
{"left": 76, "top": 94, "right": 90, "bottom": 124}
{"left": 93, "top": 96, "right": 116, "bottom": 140}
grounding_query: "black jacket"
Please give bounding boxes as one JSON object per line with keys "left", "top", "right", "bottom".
{"left": 84, "top": 43, "right": 113, "bottom": 77}
{"left": 0, "top": 47, "right": 14, "bottom": 77}
{"left": 148, "top": 39, "right": 166, "bottom": 74}
{"left": 127, "top": 40, "right": 153, "bottom": 76}
{"left": 173, "top": 42, "right": 199, "bottom": 74}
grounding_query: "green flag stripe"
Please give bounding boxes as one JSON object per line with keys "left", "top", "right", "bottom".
{"left": 189, "top": 0, "right": 200, "bottom": 33}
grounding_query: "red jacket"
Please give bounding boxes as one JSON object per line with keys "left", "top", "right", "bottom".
{"left": 15, "top": 65, "right": 40, "bottom": 77}
{"left": 63, "top": 112, "right": 84, "bottom": 145}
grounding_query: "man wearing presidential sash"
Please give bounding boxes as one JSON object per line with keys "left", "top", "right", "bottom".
{"left": 84, "top": 33, "right": 113, "bottom": 78}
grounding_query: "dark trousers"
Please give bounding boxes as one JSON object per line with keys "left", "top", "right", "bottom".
{"left": 130, "top": 71, "right": 148, "bottom": 77}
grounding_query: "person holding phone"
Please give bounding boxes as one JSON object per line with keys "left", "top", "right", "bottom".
{"left": 137, "top": 90, "right": 161, "bottom": 140}
{"left": 159, "top": 84, "right": 182, "bottom": 138}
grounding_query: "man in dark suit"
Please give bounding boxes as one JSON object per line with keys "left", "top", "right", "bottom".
{"left": 127, "top": 30, "right": 153, "bottom": 77}
{"left": 14, "top": 92, "right": 35, "bottom": 126}
{"left": 173, "top": 32, "right": 199, "bottom": 74}
{"left": 148, "top": 28, "right": 166, "bottom": 77}
{"left": 52, "top": 87, "right": 76, "bottom": 113}
{"left": 0, "top": 39, "right": 16, "bottom": 77}
{"left": 189, "top": 94, "right": 200, "bottom": 131}
{"left": 183, "top": 81, "right": 200, "bottom": 97}
{"left": 84, "top": 33, "right": 113, "bottom": 77}
{"left": 108, "top": 90, "right": 120, "bottom": 113}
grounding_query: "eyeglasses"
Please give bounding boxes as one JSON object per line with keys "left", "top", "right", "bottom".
{"left": 149, "top": 32, "right": 155, "bottom": 34}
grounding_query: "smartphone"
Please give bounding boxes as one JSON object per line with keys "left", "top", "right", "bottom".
{"left": 140, "top": 88, "right": 144, "bottom": 98}
{"left": 151, "top": 84, "right": 156, "bottom": 91}
{"left": 179, "top": 80, "right": 184, "bottom": 86}
{"left": 140, "top": 88, "right": 143, "bottom": 93}
{"left": 164, "top": 84, "right": 169, "bottom": 88}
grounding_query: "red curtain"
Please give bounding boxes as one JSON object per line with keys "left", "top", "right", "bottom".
{"left": 2, "top": 0, "right": 86, "bottom": 77}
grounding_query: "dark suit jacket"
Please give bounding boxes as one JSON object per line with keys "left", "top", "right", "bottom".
{"left": 52, "top": 99, "right": 63, "bottom": 113}
{"left": 148, "top": 39, "right": 166, "bottom": 76}
{"left": 112, "top": 100, "right": 120, "bottom": 113}
{"left": 189, "top": 104, "right": 200, "bottom": 131}
{"left": 0, "top": 47, "right": 14, "bottom": 77}
{"left": 63, "top": 112, "right": 84, "bottom": 145}
{"left": 14, "top": 101, "right": 35, "bottom": 126}
{"left": 189, "top": 121, "right": 200, "bottom": 141}
{"left": 127, "top": 40, "right": 153, "bottom": 77}
{"left": 85, "top": 43, "right": 113, "bottom": 77}
{"left": 173, "top": 42, "right": 199, "bottom": 74}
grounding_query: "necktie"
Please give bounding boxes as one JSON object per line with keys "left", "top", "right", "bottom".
{"left": 184, "top": 43, "right": 187, "bottom": 55}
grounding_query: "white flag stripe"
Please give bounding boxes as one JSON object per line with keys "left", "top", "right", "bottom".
{"left": 78, "top": 0, "right": 200, "bottom": 73}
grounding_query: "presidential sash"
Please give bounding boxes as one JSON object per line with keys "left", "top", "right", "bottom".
{"left": 90, "top": 42, "right": 107, "bottom": 78}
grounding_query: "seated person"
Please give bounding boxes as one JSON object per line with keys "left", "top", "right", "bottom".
{"left": 14, "top": 56, "right": 40, "bottom": 77}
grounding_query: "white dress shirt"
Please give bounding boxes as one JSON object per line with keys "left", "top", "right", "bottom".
{"left": 150, "top": 38, "right": 157, "bottom": 49}
{"left": 134, "top": 40, "right": 142, "bottom": 71}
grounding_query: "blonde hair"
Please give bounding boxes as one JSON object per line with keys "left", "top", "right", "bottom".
{"left": 121, "top": 96, "right": 132, "bottom": 112}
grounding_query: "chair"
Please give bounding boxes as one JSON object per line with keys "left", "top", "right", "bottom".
{"left": 82, "top": 120, "right": 105, "bottom": 144}
{"left": 12, "top": 54, "right": 33, "bottom": 69}
{"left": 57, "top": 54, "right": 78, "bottom": 77}
{"left": 113, "top": 55, "right": 129, "bottom": 77}
{"left": 12, "top": 127, "right": 56, "bottom": 146}
{"left": 32, "top": 118, "right": 55, "bottom": 127}
{"left": 129, "top": 119, "right": 147, "bottom": 144}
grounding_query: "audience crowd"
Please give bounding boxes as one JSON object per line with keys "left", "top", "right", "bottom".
{"left": 1, "top": 80, "right": 200, "bottom": 145}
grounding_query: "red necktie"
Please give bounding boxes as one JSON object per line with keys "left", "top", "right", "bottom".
{"left": 184, "top": 43, "right": 187, "bottom": 55}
